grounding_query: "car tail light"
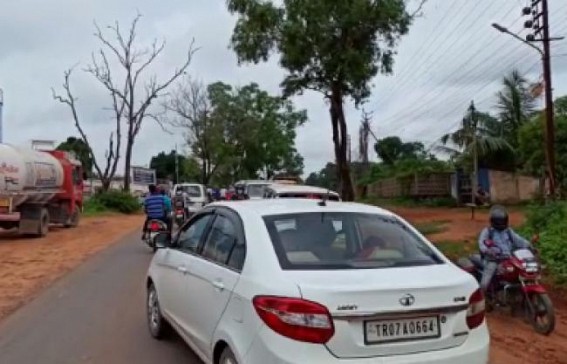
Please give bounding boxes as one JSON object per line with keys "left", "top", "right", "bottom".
{"left": 466, "top": 288, "right": 485, "bottom": 330}
{"left": 252, "top": 296, "right": 335, "bottom": 344}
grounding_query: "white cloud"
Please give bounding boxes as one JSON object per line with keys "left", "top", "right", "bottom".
{"left": 1, "top": 0, "right": 566, "bottom": 179}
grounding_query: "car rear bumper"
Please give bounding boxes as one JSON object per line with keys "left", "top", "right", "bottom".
{"left": 242, "top": 322, "right": 489, "bottom": 364}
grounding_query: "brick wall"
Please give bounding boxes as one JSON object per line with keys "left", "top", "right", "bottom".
{"left": 488, "top": 170, "right": 540, "bottom": 203}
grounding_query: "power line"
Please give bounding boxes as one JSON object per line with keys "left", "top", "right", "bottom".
{"left": 374, "top": 0, "right": 513, "bottom": 111}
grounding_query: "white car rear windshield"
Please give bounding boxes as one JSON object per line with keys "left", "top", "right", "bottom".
{"left": 247, "top": 184, "right": 268, "bottom": 198}
{"left": 263, "top": 212, "right": 443, "bottom": 270}
{"left": 177, "top": 185, "right": 202, "bottom": 197}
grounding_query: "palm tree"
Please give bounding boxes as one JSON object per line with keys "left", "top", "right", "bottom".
{"left": 437, "top": 101, "right": 513, "bottom": 203}
{"left": 495, "top": 69, "right": 536, "bottom": 146}
{"left": 437, "top": 102, "right": 512, "bottom": 158}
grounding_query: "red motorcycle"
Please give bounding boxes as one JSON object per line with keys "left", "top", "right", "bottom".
{"left": 457, "top": 235, "right": 555, "bottom": 335}
{"left": 145, "top": 219, "right": 169, "bottom": 252}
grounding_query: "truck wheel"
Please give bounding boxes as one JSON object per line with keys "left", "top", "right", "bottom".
{"left": 34, "top": 208, "right": 50, "bottom": 237}
{"left": 64, "top": 205, "right": 80, "bottom": 228}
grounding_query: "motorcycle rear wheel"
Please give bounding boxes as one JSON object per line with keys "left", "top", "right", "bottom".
{"left": 528, "top": 293, "right": 555, "bottom": 335}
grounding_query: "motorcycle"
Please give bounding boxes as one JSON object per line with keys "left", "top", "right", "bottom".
{"left": 173, "top": 198, "right": 187, "bottom": 227}
{"left": 145, "top": 219, "right": 169, "bottom": 252}
{"left": 457, "top": 235, "right": 555, "bottom": 335}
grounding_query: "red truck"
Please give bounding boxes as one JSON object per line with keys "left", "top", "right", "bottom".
{"left": 0, "top": 144, "right": 84, "bottom": 237}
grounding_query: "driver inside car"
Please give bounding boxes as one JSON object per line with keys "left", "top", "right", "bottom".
{"left": 478, "top": 205, "right": 533, "bottom": 292}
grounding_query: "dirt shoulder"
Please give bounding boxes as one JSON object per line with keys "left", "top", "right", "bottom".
{"left": 390, "top": 205, "right": 567, "bottom": 364}
{"left": 0, "top": 214, "right": 142, "bottom": 322}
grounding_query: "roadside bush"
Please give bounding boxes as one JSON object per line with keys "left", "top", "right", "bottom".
{"left": 522, "top": 202, "right": 567, "bottom": 284}
{"left": 89, "top": 190, "right": 141, "bottom": 214}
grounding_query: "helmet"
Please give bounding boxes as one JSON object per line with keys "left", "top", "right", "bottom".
{"left": 489, "top": 205, "right": 508, "bottom": 231}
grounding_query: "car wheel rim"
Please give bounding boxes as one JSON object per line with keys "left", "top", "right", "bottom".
{"left": 148, "top": 289, "right": 160, "bottom": 331}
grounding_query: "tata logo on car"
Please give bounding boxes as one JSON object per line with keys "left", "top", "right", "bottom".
{"left": 399, "top": 294, "right": 415, "bottom": 307}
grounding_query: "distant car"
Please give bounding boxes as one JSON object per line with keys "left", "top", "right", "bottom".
{"left": 171, "top": 183, "right": 207, "bottom": 215}
{"left": 234, "top": 180, "right": 271, "bottom": 200}
{"left": 264, "top": 183, "right": 341, "bottom": 201}
{"left": 146, "top": 199, "right": 489, "bottom": 364}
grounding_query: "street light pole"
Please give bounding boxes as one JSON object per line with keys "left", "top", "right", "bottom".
{"left": 492, "top": 11, "right": 563, "bottom": 197}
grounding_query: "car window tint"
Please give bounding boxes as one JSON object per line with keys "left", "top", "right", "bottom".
{"left": 227, "top": 241, "right": 245, "bottom": 270}
{"left": 201, "top": 215, "right": 237, "bottom": 265}
{"left": 177, "top": 214, "right": 213, "bottom": 251}
{"left": 264, "top": 212, "right": 443, "bottom": 270}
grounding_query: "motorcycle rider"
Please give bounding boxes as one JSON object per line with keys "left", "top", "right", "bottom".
{"left": 478, "top": 205, "right": 532, "bottom": 292}
{"left": 142, "top": 184, "right": 172, "bottom": 239}
{"left": 231, "top": 185, "right": 248, "bottom": 200}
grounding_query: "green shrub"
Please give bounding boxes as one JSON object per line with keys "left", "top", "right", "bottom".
{"left": 90, "top": 190, "right": 141, "bottom": 214}
{"left": 83, "top": 197, "right": 108, "bottom": 216}
{"left": 522, "top": 201, "right": 567, "bottom": 284}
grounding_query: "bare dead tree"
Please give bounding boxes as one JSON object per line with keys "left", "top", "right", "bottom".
{"left": 161, "top": 79, "right": 222, "bottom": 185}
{"left": 86, "top": 14, "right": 197, "bottom": 191}
{"left": 52, "top": 68, "right": 121, "bottom": 191}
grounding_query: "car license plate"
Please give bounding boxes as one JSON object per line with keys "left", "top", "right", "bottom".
{"left": 0, "top": 198, "right": 11, "bottom": 208}
{"left": 364, "top": 316, "right": 440, "bottom": 344}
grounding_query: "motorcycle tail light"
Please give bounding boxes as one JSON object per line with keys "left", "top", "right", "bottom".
{"left": 466, "top": 288, "right": 485, "bottom": 330}
{"left": 150, "top": 222, "right": 160, "bottom": 231}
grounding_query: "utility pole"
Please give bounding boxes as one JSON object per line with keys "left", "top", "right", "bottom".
{"left": 470, "top": 101, "right": 478, "bottom": 206}
{"left": 522, "top": 0, "right": 563, "bottom": 198}
{"left": 174, "top": 144, "right": 179, "bottom": 184}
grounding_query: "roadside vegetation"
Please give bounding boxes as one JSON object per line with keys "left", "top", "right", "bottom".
{"left": 520, "top": 202, "right": 567, "bottom": 285}
{"left": 83, "top": 191, "right": 141, "bottom": 216}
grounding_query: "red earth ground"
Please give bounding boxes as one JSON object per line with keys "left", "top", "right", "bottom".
{"left": 392, "top": 206, "right": 567, "bottom": 364}
{"left": 0, "top": 214, "right": 142, "bottom": 322}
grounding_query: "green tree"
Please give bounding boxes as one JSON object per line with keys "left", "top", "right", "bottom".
{"left": 149, "top": 150, "right": 200, "bottom": 183}
{"left": 496, "top": 69, "right": 536, "bottom": 147}
{"left": 438, "top": 103, "right": 511, "bottom": 160}
{"left": 56, "top": 137, "right": 94, "bottom": 176}
{"left": 374, "top": 136, "right": 426, "bottom": 166}
{"left": 226, "top": 0, "right": 418, "bottom": 201}
{"left": 519, "top": 96, "right": 567, "bottom": 194}
{"left": 207, "top": 81, "right": 307, "bottom": 181}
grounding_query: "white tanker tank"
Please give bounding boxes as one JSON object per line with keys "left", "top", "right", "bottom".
{"left": 0, "top": 144, "right": 65, "bottom": 207}
{"left": 0, "top": 143, "right": 83, "bottom": 237}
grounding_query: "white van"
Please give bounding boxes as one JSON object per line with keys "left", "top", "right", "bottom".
{"left": 171, "top": 183, "right": 207, "bottom": 214}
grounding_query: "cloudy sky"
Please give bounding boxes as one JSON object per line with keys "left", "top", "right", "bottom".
{"left": 1, "top": 0, "right": 567, "bottom": 177}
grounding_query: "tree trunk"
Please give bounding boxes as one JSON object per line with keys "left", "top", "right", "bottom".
{"left": 329, "top": 86, "right": 355, "bottom": 201}
{"left": 101, "top": 178, "right": 111, "bottom": 192}
{"left": 123, "top": 137, "right": 133, "bottom": 192}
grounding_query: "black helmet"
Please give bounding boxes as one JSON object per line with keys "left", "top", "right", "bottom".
{"left": 489, "top": 205, "right": 508, "bottom": 231}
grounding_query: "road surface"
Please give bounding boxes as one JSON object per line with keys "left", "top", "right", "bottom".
{"left": 0, "top": 233, "right": 202, "bottom": 364}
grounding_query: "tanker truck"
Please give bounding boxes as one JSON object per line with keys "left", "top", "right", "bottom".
{"left": 0, "top": 144, "right": 84, "bottom": 237}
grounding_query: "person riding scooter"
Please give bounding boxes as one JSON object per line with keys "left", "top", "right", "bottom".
{"left": 231, "top": 185, "right": 249, "bottom": 200}
{"left": 142, "top": 184, "right": 172, "bottom": 239}
{"left": 477, "top": 205, "right": 533, "bottom": 293}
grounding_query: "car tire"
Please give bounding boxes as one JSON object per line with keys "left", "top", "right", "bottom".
{"left": 219, "top": 346, "right": 238, "bottom": 364}
{"left": 147, "top": 283, "right": 169, "bottom": 339}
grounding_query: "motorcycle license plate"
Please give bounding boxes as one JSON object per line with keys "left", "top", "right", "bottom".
{"left": 176, "top": 214, "right": 184, "bottom": 218}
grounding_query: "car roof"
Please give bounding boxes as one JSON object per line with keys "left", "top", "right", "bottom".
{"left": 266, "top": 184, "right": 340, "bottom": 195}
{"left": 208, "top": 198, "right": 395, "bottom": 218}
{"left": 235, "top": 180, "right": 270, "bottom": 185}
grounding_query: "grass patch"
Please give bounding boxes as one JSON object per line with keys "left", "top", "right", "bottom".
{"left": 413, "top": 220, "right": 450, "bottom": 236}
{"left": 432, "top": 239, "right": 476, "bottom": 260}
{"left": 359, "top": 196, "right": 457, "bottom": 208}
{"left": 82, "top": 191, "right": 142, "bottom": 216}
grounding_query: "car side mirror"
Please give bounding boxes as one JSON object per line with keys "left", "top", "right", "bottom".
{"left": 153, "top": 232, "right": 171, "bottom": 249}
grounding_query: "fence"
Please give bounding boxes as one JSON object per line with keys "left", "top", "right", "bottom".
{"left": 368, "top": 173, "right": 452, "bottom": 199}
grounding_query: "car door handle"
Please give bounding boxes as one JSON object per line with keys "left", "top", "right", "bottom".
{"left": 212, "top": 280, "right": 224, "bottom": 291}
{"left": 177, "top": 266, "right": 188, "bottom": 274}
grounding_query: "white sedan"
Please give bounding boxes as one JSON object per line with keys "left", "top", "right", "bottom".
{"left": 146, "top": 199, "right": 489, "bottom": 364}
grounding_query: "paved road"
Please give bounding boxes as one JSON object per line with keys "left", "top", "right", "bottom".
{"left": 0, "top": 233, "right": 202, "bottom": 364}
